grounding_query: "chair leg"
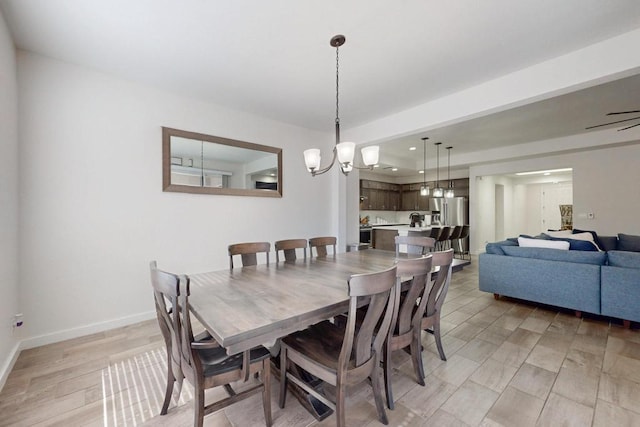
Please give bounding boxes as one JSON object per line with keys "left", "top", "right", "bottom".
{"left": 194, "top": 382, "right": 205, "bottom": 427}
{"left": 262, "top": 359, "right": 273, "bottom": 427}
{"left": 278, "top": 346, "right": 287, "bottom": 409}
{"left": 336, "top": 382, "right": 347, "bottom": 427}
{"left": 160, "top": 362, "right": 175, "bottom": 415}
{"left": 383, "top": 342, "right": 394, "bottom": 410}
{"left": 410, "top": 331, "right": 425, "bottom": 387}
{"left": 433, "top": 319, "right": 447, "bottom": 361}
{"left": 370, "top": 363, "right": 389, "bottom": 425}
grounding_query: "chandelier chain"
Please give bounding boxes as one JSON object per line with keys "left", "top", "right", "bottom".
{"left": 335, "top": 45, "right": 340, "bottom": 126}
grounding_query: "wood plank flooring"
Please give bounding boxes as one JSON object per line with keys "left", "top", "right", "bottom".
{"left": 1, "top": 257, "right": 640, "bottom": 426}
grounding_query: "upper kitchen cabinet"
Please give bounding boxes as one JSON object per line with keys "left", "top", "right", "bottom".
{"left": 360, "top": 180, "right": 400, "bottom": 210}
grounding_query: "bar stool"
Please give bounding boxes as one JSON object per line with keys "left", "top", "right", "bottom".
{"left": 435, "top": 227, "right": 451, "bottom": 251}
{"left": 456, "top": 225, "right": 470, "bottom": 259}
{"left": 429, "top": 227, "right": 442, "bottom": 245}
{"left": 448, "top": 225, "right": 462, "bottom": 252}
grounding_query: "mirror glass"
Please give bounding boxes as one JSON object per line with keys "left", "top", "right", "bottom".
{"left": 162, "top": 127, "right": 282, "bottom": 197}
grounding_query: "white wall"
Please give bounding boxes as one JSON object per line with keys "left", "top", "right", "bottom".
{"left": 0, "top": 10, "right": 19, "bottom": 387}
{"left": 17, "top": 51, "right": 336, "bottom": 348}
{"left": 470, "top": 142, "right": 640, "bottom": 253}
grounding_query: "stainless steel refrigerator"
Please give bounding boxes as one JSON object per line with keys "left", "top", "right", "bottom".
{"left": 429, "top": 197, "right": 468, "bottom": 226}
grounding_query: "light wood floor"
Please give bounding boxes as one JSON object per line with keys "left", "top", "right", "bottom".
{"left": 2, "top": 257, "right": 640, "bottom": 426}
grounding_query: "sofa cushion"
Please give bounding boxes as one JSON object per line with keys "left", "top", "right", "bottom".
{"left": 618, "top": 233, "right": 640, "bottom": 252}
{"left": 502, "top": 246, "right": 607, "bottom": 265}
{"left": 598, "top": 236, "right": 619, "bottom": 252}
{"left": 518, "top": 237, "right": 569, "bottom": 250}
{"left": 607, "top": 250, "right": 640, "bottom": 268}
{"left": 485, "top": 239, "right": 518, "bottom": 255}
{"left": 541, "top": 234, "right": 599, "bottom": 251}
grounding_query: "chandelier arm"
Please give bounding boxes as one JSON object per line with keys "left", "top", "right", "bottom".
{"left": 309, "top": 147, "right": 338, "bottom": 176}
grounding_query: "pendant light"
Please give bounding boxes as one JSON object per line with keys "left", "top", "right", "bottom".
{"left": 444, "top": 146, "right": 455, "bottom": 198}
{"left": 420, "top": 137, "right": 429, "bottom": 196}
{"left": 303, "top": 35, "right": 379, "bottom": 176}
{"left": 432, "top": 142, "right": 444, "bottom": 197}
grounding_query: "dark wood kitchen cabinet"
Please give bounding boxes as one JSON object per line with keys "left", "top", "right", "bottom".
{"left": 360, "top": 180, "right": 400, "bottom": 210}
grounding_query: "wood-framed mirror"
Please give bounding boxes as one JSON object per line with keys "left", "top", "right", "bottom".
{"left": 162, "top": 127, "right": 282, "bottom": 197}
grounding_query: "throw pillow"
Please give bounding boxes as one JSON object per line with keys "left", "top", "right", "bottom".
{"left": 541, "top": 234, "right": 599, "bottom": 251}
{"left": 618, "top": 233, "right": 640, "bottom": 252}
{"left": 545, "top": 230, "right": 573, "bottom": 238}
{"left": 572, "top": 229, "right": 605, "bottom": 250}
{"left": 485, "top": 239, "right": 519, "bottom": 255}
{"left": 518, "top": 237, "right": 570, "bottom": 250}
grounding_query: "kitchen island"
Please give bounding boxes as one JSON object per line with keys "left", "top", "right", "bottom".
{"left": 371, "top": 225, "right": 434, "bottom": 251}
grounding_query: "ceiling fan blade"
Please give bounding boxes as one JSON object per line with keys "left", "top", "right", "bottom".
{"left": 585, "top": 115, "right": 640, "bottom": 130}
{"left": 606, "top": 110, "right": 640, "bottom": 115}
{"left": 618, "top": 122, "right": 640, "bottom": 131}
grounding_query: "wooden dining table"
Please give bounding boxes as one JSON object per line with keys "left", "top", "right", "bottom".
{"left": 188, "top": 249, "right": 400, "bottom": 356}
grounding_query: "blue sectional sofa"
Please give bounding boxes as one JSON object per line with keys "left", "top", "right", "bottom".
{"left": 479, "top": 234, "right": 640, "bottom": 326}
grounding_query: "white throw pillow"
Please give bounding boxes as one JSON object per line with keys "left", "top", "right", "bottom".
{"left": 545, "top": 230, "right": 573, "bottom": 238}
{"left": 518, "top": 237, "right": 570, "bottom": 250}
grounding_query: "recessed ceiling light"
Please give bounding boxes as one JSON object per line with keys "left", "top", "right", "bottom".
{"left": 419, "top": 170, "right": 425, "bottom": 174}
{"left": 515, "top": 168, "right": 572, "bottom": 176}
{"left": 409, "top": 147, "right": 417, "bottom": 151}
{"left": 543, "top": 172, "right": 551, "bottom": 176}
{"left": 391, "top": 168, "right": 398, "bottom": 171}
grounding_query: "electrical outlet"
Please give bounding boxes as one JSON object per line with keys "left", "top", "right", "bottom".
{"left": 12, "top": 313, "right": 23, "bottom": 328}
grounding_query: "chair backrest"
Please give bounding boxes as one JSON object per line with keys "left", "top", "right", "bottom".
{"left": 429, "top": 227, "right": 442, "bottom": 240}
{"left": 395, "top": 235, "right": 435, "bottom": 257}
{"left": 150, "top": 261, "right": 185, "bottom": 385}
{"left": 275, "top": 239, "right": 307, "bottom": 262}
{"left": 419, "top": 249, "right": 454, "bottom": 319}
{"left": 437, "top": 227, "right": 451, "bottom": 242}
{"left": 342, "top": 265, "right": 398, "bottom": 370}
{"left": 228, "top": 242, "right": 271, "bottom": 269}
{"left": 393, "top": 256, "right": 432, "bottom": 336}
{"left": 309, "top": 236, "right": 337, "bottom": 258}
{"left": 458, "top": 224, "right": 470, "bottom": 240}
{"left": 448, "top": 225, "right": 463, "bottom": 240}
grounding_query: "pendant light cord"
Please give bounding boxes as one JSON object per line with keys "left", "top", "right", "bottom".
{"left": 435, "top": 143, "right": 440, "bottom": 187}
{"left": 447, "top": 146, "right": 451, "bottom": 184}
{"left": 335, "top": 44, "right": 340, "bottom": 144}
{"left": 423, "top": 139, "right": 426, "bottom": 186}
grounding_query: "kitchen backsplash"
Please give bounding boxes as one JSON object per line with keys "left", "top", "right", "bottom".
{"left": 360, "top": 210, "right": 431, "bottom": 225}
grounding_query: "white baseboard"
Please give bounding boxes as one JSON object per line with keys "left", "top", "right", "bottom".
{"left": 19, "top": 310, "right": 156, "bottom": 350}
{"left": 0, "top": 342, "right": 21, "bottom": 392}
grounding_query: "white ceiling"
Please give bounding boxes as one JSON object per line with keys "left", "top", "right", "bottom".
{"left": 2, "top": 0, "right": 640, "bottom": 175}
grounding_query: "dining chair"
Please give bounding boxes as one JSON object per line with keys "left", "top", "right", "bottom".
{"left": 419, "top": 249, "right": 454, "bottom": 369}
{"left": 279, "top": 265, "right": 398, "bottom": 427}
{"left": 150, "top": 261, "right": 272, "bottom": 427}
{"left": 228, "top": 241, "right": 270, "bottom": 269}
{"left": 308, "top": 236, "right": 337, "bottom": 258}
{"left": 274, "top": 239, "right": 307, "bottom": 262}
{"left": 394, "top": 235, "right": 435, "bottom": 257}
{"left": 383, "top": 255, "right": 432, "bottom": 409}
